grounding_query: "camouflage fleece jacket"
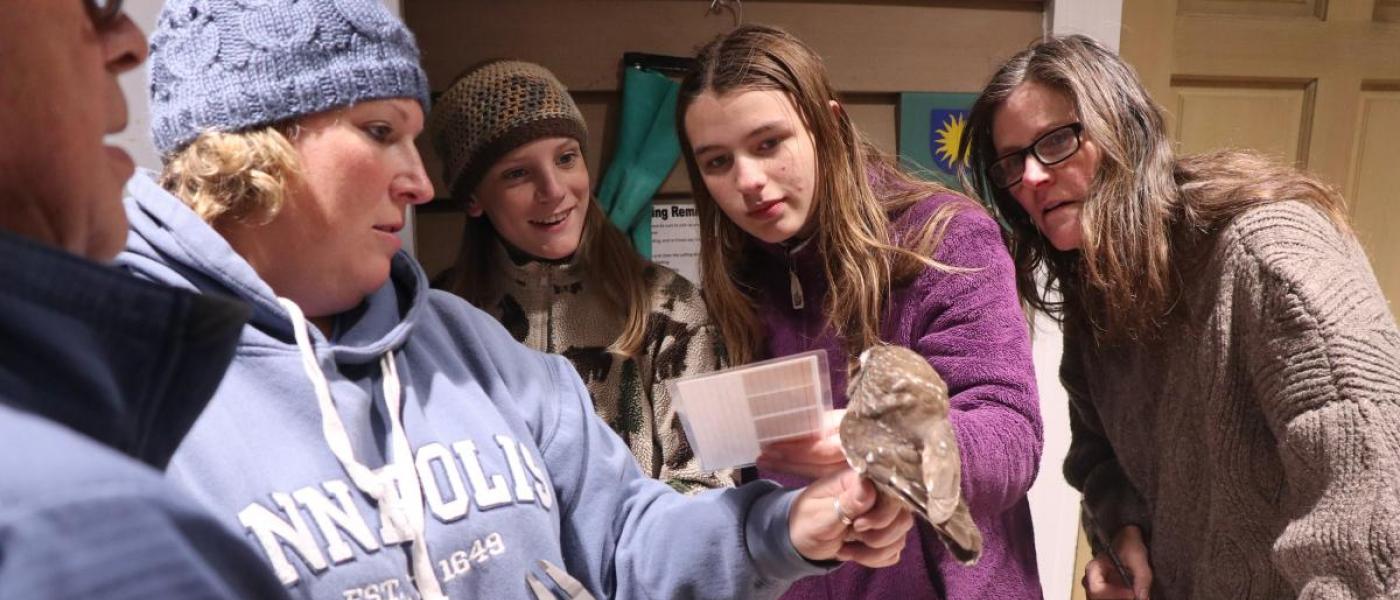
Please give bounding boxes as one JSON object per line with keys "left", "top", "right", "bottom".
{"left": 470, "top": 243, "right": 733, "bottom": 492}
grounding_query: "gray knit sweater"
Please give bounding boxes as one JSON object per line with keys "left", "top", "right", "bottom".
{"left": 1063, "top": 201, "right": 1400, "bottom": 599}
{"left": 470, "top": 243, "right": 734, "bottom": 493}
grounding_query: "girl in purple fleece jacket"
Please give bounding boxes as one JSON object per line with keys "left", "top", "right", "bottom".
{"left": 677, "top": 24, "right": 1046, "bottom": 600}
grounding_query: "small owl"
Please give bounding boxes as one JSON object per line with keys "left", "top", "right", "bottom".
{"left": 840, "top": 344, "right": 982, "bottom": 565}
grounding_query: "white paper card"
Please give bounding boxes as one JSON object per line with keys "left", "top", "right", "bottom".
{"left": 668, "top": 350, "right": 833, "bottom": 471}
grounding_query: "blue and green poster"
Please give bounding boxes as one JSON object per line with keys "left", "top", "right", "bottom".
{"left": 897, "top": 92, "right": 977, "bottom": 185}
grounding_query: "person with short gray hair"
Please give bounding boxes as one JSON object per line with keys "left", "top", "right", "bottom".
{"left": 0, "top": 1, "right": 288, "bottom": 597}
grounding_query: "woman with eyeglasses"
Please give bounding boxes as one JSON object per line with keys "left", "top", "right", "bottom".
{"left": 677, "top": 24, "right": 1045, "bottom": 600}
{"left": 962, "top": 35, "right": 1400, "bottom": 600}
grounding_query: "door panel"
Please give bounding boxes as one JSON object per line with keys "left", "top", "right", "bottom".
{"left": 1347, "top": 88, "right": 1400, "bottom": 306}
{"left": 1173, "top": 79, "right": 1314, "bottom": 163}
{"left": 1179, "top": 0, "right": 1328, "bottom": 19}
{"left": 1379, "top": 0, "right": 1400, "bottom": 21}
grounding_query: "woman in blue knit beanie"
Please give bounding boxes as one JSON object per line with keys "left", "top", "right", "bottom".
{"left": 118, "top": 1, "right": 914, "bottom": 599}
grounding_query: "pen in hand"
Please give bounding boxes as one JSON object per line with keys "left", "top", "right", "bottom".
{"left": 1081, "top": 502, "right": 1138, "bottom": 600}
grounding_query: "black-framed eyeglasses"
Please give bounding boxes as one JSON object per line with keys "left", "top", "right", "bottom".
{"left": 84, "top": 0, "right": 123, "bottom": 28}
{"left": 988, "top": 122, "right": 1084, "bottom": 189}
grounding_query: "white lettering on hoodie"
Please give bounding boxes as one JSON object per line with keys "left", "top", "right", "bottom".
{"left": 238, "top": 434, "right": 551, "bottom": 586}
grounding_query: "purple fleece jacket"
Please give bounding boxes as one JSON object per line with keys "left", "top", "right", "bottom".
{"left": 753, "top": 193, "right": 1044, "bottom": 599}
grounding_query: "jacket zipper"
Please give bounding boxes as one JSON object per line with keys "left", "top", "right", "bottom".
{"left": 786, "top": 236, "right": 814, "bottom": 311}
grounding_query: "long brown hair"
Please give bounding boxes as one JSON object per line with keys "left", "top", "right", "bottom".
{"left": 439, "top": 174, "right": 651, "bottom": 358}
{"left": 961, "top": 35, "right": 1348, "bottom": 341}
{"left": 677, "top": 24, "right": 970, "bottom": 366}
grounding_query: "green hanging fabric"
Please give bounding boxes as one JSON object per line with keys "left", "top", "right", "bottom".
{"left": 595, "top": 67, "right": 682, "bottom": 258}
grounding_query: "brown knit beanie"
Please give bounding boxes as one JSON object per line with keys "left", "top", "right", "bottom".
{"left": 430, "top": 60, "right": 589, "bottom": 198}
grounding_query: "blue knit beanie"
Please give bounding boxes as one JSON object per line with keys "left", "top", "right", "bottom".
{"left": 148, "top": 0, "right": 431, "bottom": 158}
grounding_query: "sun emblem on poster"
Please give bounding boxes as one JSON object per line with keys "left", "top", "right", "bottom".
{"left": 928, "top": 109, "right": 970, "bottom": 175}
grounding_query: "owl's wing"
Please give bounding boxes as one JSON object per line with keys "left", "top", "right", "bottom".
{"left": 841, "top": 417, "right": 931, "bottom": 514}
{"left": 920, "top": 418, "right": 961, "bottom": 523}
{"left": 869, "top": 454, "right": 930, "bottom": 515}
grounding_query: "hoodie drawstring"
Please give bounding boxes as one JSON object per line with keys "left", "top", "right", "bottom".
{"left": 278, "top": 297, "right": 445, "bottom": 600}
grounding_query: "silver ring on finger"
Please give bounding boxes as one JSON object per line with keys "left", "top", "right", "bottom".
{"left": 833, "top": 498, "right": 855, "bottom": 527}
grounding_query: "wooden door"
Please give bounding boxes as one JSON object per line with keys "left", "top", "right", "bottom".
{"left": 1122, "top": 0, "right": 1400, "bottom": 320}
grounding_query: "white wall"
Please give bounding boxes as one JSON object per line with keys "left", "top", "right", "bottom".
{"left": 1048, "top": 0, "right": 1124, "bottom": 52}
{"left": 1026, "top": 310, "right": 1078, "bottom": 600}
{"left": 111, "top": 1, "right": 163, "bottom": 175}
{"left": 113, "top": 0, "right": 414, "bottom": 253}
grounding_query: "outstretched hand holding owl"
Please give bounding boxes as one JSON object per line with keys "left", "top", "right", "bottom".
{"left": 840, "top": 344, "right": 983, "bottom": 565}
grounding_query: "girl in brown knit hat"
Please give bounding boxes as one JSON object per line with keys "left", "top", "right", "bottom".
{"left": 429, "top": 60, "right": 732, "bottom": 493}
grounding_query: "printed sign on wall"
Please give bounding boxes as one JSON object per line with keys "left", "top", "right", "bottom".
{"left": 650, "top": 200, "right": 702, "bottom": 287}
{"left": 898, "top": 92, "right": 978, "bottom": 185}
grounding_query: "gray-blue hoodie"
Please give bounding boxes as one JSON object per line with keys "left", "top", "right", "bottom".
{"left": 118, "top": 171, "right": 825, "bottom": 599}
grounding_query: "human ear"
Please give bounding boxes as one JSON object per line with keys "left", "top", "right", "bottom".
{"left": 465, "top": 194, "right": 484, "bottom": 218}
